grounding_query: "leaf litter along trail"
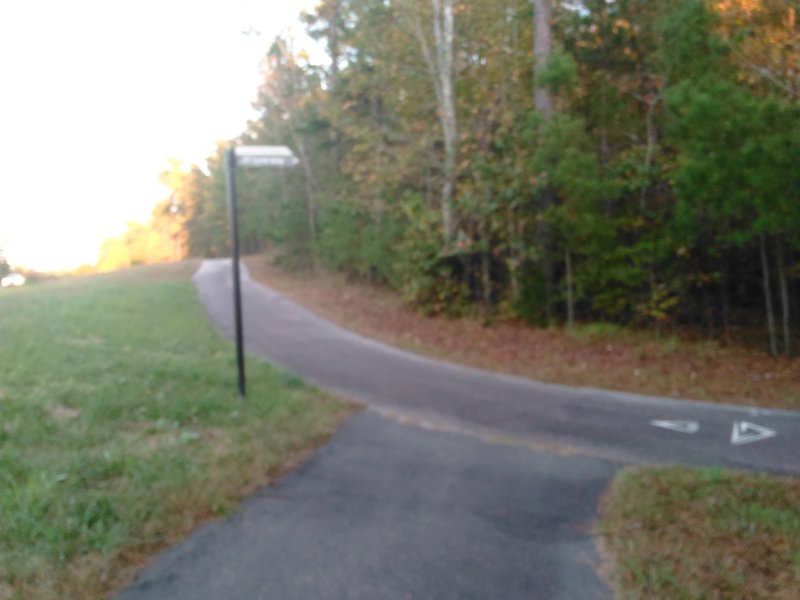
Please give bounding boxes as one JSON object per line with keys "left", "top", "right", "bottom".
{"left": 244, "top": 255, "right": 799, "bottom": 411}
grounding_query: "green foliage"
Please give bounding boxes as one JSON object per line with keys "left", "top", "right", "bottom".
{"left": 177, "top": 154, "right": 231, "bottom": 259}
{"left": 318, "top": 202, "right": 403, "bottom": 283}
{"left": 164, "top": 0, "right": 800, "bottom": 351}
{"left": 657, "top": 0, "right": 729, "bottom": 80}
{"left": 393, "top": 192, "right": 469, "bottom": 316}
{"left": 318, "top": 203, "right": 365, "bottom": 273}
{"left": 515, "top": 262, "right": 548, "bottom": 325}
{"left": 533, "top": 47, "right": 578, "bottom": 93}
{"left": 272, "top": 197, "right": 316, "bottom": 270}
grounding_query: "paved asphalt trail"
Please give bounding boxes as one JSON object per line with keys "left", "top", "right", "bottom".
{"left": 117, "top": 259, "right": 800, "bottom": 599}
{"left": 118, "top": 411, "right": 613, "bottom": 600}
{"left": 192, "top": 259, "right": 799, "bottom": 474}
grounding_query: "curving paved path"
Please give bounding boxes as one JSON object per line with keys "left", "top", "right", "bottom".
{"left": 193, "top": 259, "right": 799, "bottom": 475}
{"left": 116, "top": 259, "right": 799, "bottom": 600}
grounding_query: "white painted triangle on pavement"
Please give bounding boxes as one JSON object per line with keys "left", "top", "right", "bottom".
{"left": 649, "top": 420, "right": 700, "bottom": 434}
{"left": 730, "top": 421, "right": 776, "bottom": 446}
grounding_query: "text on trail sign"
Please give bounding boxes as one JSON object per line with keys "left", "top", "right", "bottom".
{"left": 234, "top": 146, "right": 300, "bottom": 168}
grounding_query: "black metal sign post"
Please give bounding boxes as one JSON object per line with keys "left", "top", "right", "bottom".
{"left": 225, "top": 148, "right": 246, "bottom": 396}
{"left": 224, "top": 145, "right": 300, "bottom": 397}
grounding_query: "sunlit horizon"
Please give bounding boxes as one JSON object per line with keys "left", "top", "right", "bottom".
{"left": 0, "top": 0, "right": 320, "bottom": 272}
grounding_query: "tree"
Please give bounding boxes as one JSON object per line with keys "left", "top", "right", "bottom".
{"left": 402, "top": 0, "right": 458, "bottom": 243}
{"left": 96, "top": 199, "right": 186, "bottom": 272}
{"left": 255, "top": 39, "right": 323, "bottom": 262}
{"left": 533, "top": 0, "right": 553, "bottom": 119}
{"left": 669, "top": 74, "right": 800, "bottom": 355}
{"left": 0, "top": 247, "right": 10, "bottom": 278}
{"left": 163, "top": 0, "right": 798, "bottom": 354}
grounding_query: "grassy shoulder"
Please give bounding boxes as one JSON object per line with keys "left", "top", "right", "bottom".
{"left": 0, "top": 262, "right": 355, "bottom": 599}
{"left": 600, "top": 467, "right": 800, "bottom": 599}
{"left": 244, "top": 255, "right": 799, "bottom": 410}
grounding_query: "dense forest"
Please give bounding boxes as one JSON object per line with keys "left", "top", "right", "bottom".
{"left": 160, "top": 0, "right": 799, "bottom": 356}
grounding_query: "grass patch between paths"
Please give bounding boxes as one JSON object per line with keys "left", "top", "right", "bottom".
{"left": 0, "top": 262, "right": 356, "bottom": 599}
{"left": 600, "top": 467, "right": 800, "bottom": 599}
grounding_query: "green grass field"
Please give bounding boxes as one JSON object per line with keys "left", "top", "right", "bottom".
{"left": 601, "top": 467, "right": 800, "bottom": 599}
{"left": 0, "top": 262, "right": 354, "bottom": 599}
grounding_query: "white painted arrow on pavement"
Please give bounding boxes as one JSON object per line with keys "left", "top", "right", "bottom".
{"left": 650, "top": 420, "right": 699, "bottom": 434}
{"left": 730, "top": 421, "right": 776, "bottom": 446}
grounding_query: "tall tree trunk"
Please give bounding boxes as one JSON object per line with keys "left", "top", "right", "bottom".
{"left": 533, "top": 0, "right": 553, "bottom": 119}
{"left": 701, "top": 281, "right": 712, "bottom": 338}
{"left": 542, "top": 234, "right": 554, "bottom": 323}
{"left": 326, "top": 0, "right": 342, "bottom": 170}
{"left": 473, "top": 167, "right": 493, "bottom": 311}
{"left": 481, "top": 239, "right": 492, "bottom": 308}
{"left": 326, "top": 0, "right": 341, "bottom": 90}
{"left": 565, "top": 246, "right": 574, "bottom": 327}
{"left": 720, "top": 268, "right": 731, "bottom": 333}
{"left": 760, "top": 233, "right": 779, "bottom": 356}
{"left": 533, "top": 0, "right": 555, "bottom": 322}
{"left": 265, "top": 41, "right": 320, "bottom": 269}
{"left": 280, "top": 169, "right": 289, "bottom": 217}
{"left": 791, "top": 246, "right": 799, "bottom": 342}
{"left": 507, "top": 206, "right": 521, "bottom": 303}
{"left": 599, "top": 126, "right": 610, "bottom": 167}
{"left": 411, "top": 1, "right": 457, "bottom": 243}
{"left": 432, "top": 0, "right": 457, "bottom": 242}
{"left": 639, "top": 97, "right": 658, "bottom": 215}
{"left": 649, "top": 268, "right": 661, "bottom": 339}
{"left": 426, "top": 143, "right": 436, "bottom": 207}
{"left": 290, "top": 131, "right": 319, "bottom": 269}
{"left": 776, "top": 236, "right": 792, "bottom": 356}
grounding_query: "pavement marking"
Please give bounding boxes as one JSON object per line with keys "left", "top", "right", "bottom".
{"left": 730, "top": 421, "right": 776, "bottom": 446}
{"left": 649, "top": 420, "right": 700, "bottom": 434}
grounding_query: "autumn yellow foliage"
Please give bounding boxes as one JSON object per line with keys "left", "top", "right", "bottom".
{"left": 97, "top": 199, "right": 186, "bottom": 272}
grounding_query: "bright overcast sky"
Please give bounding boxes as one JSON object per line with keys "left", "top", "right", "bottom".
{"left": 0, "top": 0, "right": 319, "bottom": 271}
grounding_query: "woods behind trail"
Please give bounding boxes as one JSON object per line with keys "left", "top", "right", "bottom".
{"left": 155, "top": 0, "right": 799, "bottom": 356}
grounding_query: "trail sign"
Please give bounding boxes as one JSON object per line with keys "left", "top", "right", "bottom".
{"left": 235, "top": 145, "right": 300, "bottom": 168}
{"left": 224, "top": 145, "right": 300, "bottom": 396}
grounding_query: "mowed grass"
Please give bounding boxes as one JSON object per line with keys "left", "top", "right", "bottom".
{"left": 0, "top": 262, "right": 355, "bottom": 599}
{"left": 601, "top": 467, "right": 800, "bottom": 599}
